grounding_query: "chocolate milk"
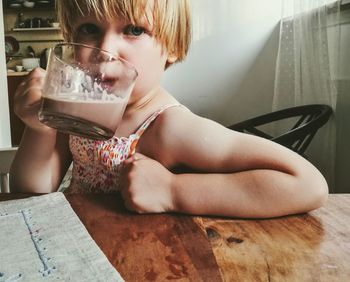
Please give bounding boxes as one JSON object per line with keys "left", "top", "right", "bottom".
{"left": 39, "top": 95, "right": 128, "bottom": 139}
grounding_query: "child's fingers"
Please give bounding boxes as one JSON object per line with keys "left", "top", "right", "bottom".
{"left": 13, "top": 83, "right": 43, "bottom": 121}
{"left": 123, "top": 157, "right": 134, "bottom": 165}
{"left": 121, "top": 195, "right": 138, "bottom": 212}
{"left": 15, "top": 68, "right": 45, "bottom": 95}
{"left": 119, "top": 179, "right": 137, "bottom": 212}
{"left": 28, "top": 67, "right": 46, "bottom": 78}
{"left": 12, "top": 68, "right": 54, "bottom": 132}
{"left": 15, "top": 86, "right": 43, "bottom": 108}
{"left": 14, "top": 68, "right": 45, "bottom": 105}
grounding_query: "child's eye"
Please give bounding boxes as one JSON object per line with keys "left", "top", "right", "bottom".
{"left": 77, "top": 23, "right": 100, "bottom": 36}
{"left": 123, "top": 25, "right": 145, "bottom": 36}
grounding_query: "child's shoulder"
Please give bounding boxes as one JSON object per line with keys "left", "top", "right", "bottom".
{"left": 152, "top": 104, "right": 229, "bottom": 144}
{"left": 155, "top": 104, "right": 196, "bottom": 129}
{"left": 139, "top": 103, "right": 237, "bottom": 167}
{"left": 157, "top": 104, "right": 222, "bottom": 131}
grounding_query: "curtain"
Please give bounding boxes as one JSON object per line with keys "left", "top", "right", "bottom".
{"left": 273, "top": 0, "right": 341, "bottom": 190}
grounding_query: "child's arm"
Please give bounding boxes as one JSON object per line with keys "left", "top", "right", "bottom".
{"left": 9, "top": 68, "right": 72, "bottom": 193}
{"left": 120, "top": 108, "right": 328, "bottom": 218}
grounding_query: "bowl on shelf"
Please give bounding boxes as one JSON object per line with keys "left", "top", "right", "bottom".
{"left": 22, "top": 58, "right": 40, "bottom": 71}
{"left": 50, "top": 22, "right": 60, "bottom": 28}
{"left": 36, "top": 0, "right": 51, "bottom": 7}
{"left": 9, "top": 3, "right": 22, "bottom": 8}
{"left": 23, "top": 1, "right": 35, "bottom": 8}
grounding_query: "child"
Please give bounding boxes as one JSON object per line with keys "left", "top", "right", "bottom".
{"left": 10, "top": 0, "right": 328, "bottom": 218}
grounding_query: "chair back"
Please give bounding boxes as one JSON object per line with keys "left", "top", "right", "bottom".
{"left": 0, "top": 147, "right": 18, "bottom": 193}
{"left": 228, "top": 104, "right": 333, "bottom": 156}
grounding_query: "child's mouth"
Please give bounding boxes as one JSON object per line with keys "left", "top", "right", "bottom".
{"left": 101, "top": 78, "right": 117, "bottom": 89}
{"left": 97, "top": 74, "right": 118, "bottom": 90}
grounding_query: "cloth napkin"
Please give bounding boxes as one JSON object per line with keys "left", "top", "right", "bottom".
{"left": 0, "top": 193, "right": 124, "bottom": 282}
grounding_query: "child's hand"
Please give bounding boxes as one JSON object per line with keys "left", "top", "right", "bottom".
{"left": 120, "top": 153, "right": 175, "bottom": 213}
{"left": 14, "top": 68, "right": 54, "bottom": 133}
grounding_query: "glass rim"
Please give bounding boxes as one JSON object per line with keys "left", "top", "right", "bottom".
{"left": 51, "top": 42, "right": 138, "bottom": 79}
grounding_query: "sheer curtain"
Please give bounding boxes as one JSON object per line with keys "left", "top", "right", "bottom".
{"left": 273, "top": 0, "right": 341, "bottom": 190}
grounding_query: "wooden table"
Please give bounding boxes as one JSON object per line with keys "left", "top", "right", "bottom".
{"left": 1, "top": 194, "right": 349, "bottom": 281}
{"left": 196, "top": 194, "right": 350, "bottom": 282}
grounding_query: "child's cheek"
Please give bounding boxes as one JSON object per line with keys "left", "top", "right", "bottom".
{"left": 132, "top": 65, "right": 164, "bottom": 94}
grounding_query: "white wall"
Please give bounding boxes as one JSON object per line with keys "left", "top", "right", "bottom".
{"left": 162, "top": 0, "right": 282, "bottom": 125}
{"left": 0, "top": 0, "right": 11, "bottom": 148}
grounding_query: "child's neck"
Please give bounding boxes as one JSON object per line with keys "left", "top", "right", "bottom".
{"left": 128, "top": 88, "right": 161, "bottom": 112}
{"left": 115, "top": 87, "right": 175, "bottom": 137}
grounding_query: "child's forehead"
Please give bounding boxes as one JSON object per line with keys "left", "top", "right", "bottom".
{"left": 76, "top": 0, "right": 155, "bottom": 26}
{"left": 76, "top": 13, "right": 153, "bottom": 30}
{"left": 79, "top": 0, "right": 153, "bottom": 17}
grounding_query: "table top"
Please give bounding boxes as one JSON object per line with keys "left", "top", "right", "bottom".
{"left": 196, "top": 194, "right": 350, "bottom": 282}
{"left": 1, "top": 193, "right": 349, "bottom": 281}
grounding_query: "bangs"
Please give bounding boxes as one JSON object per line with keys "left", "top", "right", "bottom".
{"left": 58, "top": 0, "right": 150, "bottom": 40}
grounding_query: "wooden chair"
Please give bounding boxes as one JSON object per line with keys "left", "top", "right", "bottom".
{"left": 0, "top": 147, "right": 18, "bottom": 193}
{"left": 228, "top": 104, "right": 333, "bottom": 156}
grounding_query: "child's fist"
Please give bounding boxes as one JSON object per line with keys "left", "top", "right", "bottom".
{"left": 120, "top": 153, "right": 175, "bottom": 213}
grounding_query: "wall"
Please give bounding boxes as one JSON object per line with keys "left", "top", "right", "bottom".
{"left": 162, "top": 0, "right": 282, "bottom": 125}
{"left": 0, "top": 0, "right": 11, "bottom": 148}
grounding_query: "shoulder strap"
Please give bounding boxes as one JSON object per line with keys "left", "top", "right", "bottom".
{"left": 134, "top": 104, "right": 182, "bottom": 139}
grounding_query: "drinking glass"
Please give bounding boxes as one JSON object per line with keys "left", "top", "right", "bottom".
{"left": 38, "top": 43, "right": 138, "bottom": 140}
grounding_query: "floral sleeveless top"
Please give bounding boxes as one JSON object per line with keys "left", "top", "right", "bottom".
{"left": 67, "top": 104, "right": 181, "bottom": 193}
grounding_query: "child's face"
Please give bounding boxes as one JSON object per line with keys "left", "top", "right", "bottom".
{"left": 72, "top": 12, "right": 171, "bottom": 104}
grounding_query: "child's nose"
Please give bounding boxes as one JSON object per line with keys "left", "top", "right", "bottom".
{"left": 99, "top": 33, "right": 122, "bottom": 58}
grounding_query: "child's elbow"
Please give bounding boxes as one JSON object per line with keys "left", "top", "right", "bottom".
{"left": 311, "top": 177, "right": 328, "bottom": 210}
{"left": 301, "top": 169, "right": 329, "bottom": 212}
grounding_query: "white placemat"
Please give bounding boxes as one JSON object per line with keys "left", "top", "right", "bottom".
{"left": 0, "top": 193, "right": 124, "bottom": 282}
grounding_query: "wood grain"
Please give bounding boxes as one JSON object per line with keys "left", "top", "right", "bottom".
{"left": 67, "top": 194, "right": 222, "bottom": 282}
{"left": 195, "top": 194, "right": 350, "bottom": 282}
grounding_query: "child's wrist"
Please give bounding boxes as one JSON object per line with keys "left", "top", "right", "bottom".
{"left": 168, "top": 173, "right": 180, "bottom": 213}
{"left": 168, "top": 173, "right": 189, "bottom": 214}
{"left": 26, "top": 125, "right": 57, "bottom": 138}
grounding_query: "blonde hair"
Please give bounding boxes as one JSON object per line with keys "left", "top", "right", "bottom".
{"left": 56, "top": 0, "right": 191, "bottom": 62}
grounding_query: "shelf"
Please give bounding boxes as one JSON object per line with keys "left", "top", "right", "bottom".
{"left": 4, "top": 7, "right": 54, "bottom": 12}
{"left": 12, "top": 27, "right": 61, "bottom": 31}
{"left": 7, "top": 71, "right": 29, "bottom": 77}
{"left": 4, "top": 0, "right": 55, "bottom": 11}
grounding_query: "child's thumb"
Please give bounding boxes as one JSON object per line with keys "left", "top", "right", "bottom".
{"left": 124, "top": 152, "right": 149, "bottom": 164}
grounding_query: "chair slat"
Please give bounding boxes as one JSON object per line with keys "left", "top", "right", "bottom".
{"left": 227, "top": 104, "right": 332, "bottom": 156}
